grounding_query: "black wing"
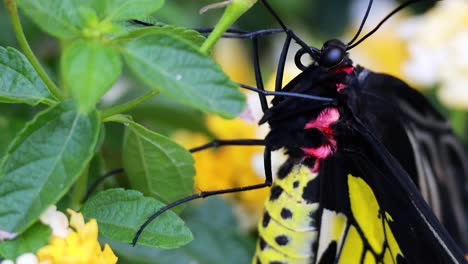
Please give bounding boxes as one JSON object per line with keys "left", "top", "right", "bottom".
{"left": 354, "top": 68, "right": 468, "bottom": 251}
{"left": 316, "top": 122, "right": 467, "bottom": 263}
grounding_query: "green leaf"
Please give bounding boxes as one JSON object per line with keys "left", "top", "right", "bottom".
{"left": 62, "top": 40, "right": 122, "bottom": 113}
{"left": 95, "top": 0, "right": 165, "bottom": 21}
{"left": 0, "top": 223, "right": 51, "bottom": 259}
{"left": 123, "top": 26, "right": 206, "bottom": 47}
{"left": 0, "top": 105, "right": 32, "bottom": 157}
{"left": 86, "top": 154, "right": 108, "bottom": 194}
{"left": 158, "top": 26, "right": 206, "bottom": 47}
{"left": 0, "top": 102, "right": 100, "bottom": 234}
{"left": 16, "top": 0, "right": 89, "bottom": 39}
{"left": 121, "top": 29, "right": 245, "bottom": 118}
{"left": 129, "top": 95, "right": 211, "bottom": 136}
{"left": 82, "top": 188, "right": 193, "bottom": 248}
{"left": 0, "top": 47, "right": 55, "bottom": 105}
{"left": 104, "top": 198, "right": 255, "bottom": 264}
{"left": 123, "top": 121, "right": 194, "bottom": 206}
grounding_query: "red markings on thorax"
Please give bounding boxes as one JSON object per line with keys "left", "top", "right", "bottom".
{"left": 304, "top": 107, "right": 340, "bottom": 134}
{"left": 301, "top": 139, "right": 337, "bottom": 159}
{"left": 335, "top": 66, "right": 354, "bottom": 74}
{"left": 301, "top": 107, "right": 339, "bottom": 172}
{"left": 335, "top": 66, "right": 354, "bottom": 92}
{"left": 300, "top": 66, "right": 353, "bottom": 172}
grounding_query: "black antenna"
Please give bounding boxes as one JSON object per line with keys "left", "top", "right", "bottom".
{"left": 347, "top": 0, "right": 374, "bottom": 46}
{"left": 347, "top": 0, "right": 425, "bottom": 50}
{"left": 238, "top": 83, "right": 336, "bottom": 102}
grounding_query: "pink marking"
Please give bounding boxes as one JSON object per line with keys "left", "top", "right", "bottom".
{"left": 333, "top": 66, "right": 353, "bottom": 91}
{"left": 328, "top": 137, "right": 337, "bottom": 149}
{"left": 311, "top": 159, "right": 321, "bottom": 173}
{"left": 304, "top": 108, "right": 340, "bottom": 131}
{"left": 335, "top": 66, "right": 354, "bottom": 74}
{"left": 301, "top": 108, "right": 339, "bottom": 167}
{"left": 301, "top": 144, "right": 333, "bottom": 159}
{"left": 336, "top": 83, "right": 347, "bottom": 91}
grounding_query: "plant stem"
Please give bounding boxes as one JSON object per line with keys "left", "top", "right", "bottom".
{"left": 102, "top": 114, "right": 133, "bottom": 123}
{"left": 70, "top": 169, "right": 88, "bottom": 210}
{"left": 4, "top": 0, "right": 64, "bottom": 101}
{"left": 200, "top": 0, "right": 257, "bottom": 54}
{"left": 101, "top": 90, "right": 160, "bottom": 119}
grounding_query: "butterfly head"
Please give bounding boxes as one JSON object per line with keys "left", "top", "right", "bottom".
{"left": 295, "top": 39, "right": 352, "bottom": 71}
{"left": 318, "top": 39, "right": 350, "bottom": 69}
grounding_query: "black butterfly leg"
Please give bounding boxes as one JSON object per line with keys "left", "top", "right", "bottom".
{"left": 275, "top": 34, "right": 292, "bottom": 91}
{"left": 190, "top": 139, "right": 265, "bottom": 152}
{"left": 84, "top": 139, "right": 267, "bottom": 202}
{"left": 252, "top": 37, "right": 269, "bottom": 112}
{"left": 197, "top": 28, "right": 284, "bottom": 39}
{"left": 132, "top": 145, "right": 273, "bottom": 246}
{"left": 83, "top": 168, "right": 124, "bottom": 202}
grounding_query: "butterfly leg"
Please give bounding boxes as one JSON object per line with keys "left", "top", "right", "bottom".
{"left": 252, "top": 37, "right": 269, "bottom": 112}
{"left": 274, "top": 34, "right": 292, "bottom": 91}
{"left": 196, "top": 28, "right": 284, "bottom": 39}
{"left": 132, "top": 145, "right": 274, "bottom": 246}
{"left": 83, "top": 168, "right": 124, "bottom": 202}
{"left": 85, "top": 139, "right": 265, "bottom": 198}
{"left": 190, "top": 139, "right": 265, "bottom": 152}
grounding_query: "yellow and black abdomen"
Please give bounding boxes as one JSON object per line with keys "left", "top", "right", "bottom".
{"left": 253, "top": 164, "right": 320, "bottom": 264}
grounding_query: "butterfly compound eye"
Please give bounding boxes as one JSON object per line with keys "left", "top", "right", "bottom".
{"left": 319, "top": 39, "right": 347, "bottom": 68}
{"left": 320, "top": 48, "right": 345, "bottom": 67}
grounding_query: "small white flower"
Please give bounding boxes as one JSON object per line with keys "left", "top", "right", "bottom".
{"left": 1, "top": 253, "right": 41, "bottom": 264}
{"left": 0, "top": 229, "right": 17, "bottom": 241}
{"left": 39, "top": 205, "right": 70, "bottom": 238}
{"left": 16, "top": 253, "right": 38, "bottom": 264}
{"left": 402, "top": 44, "right": 441, "bottom": 86}
{"left": 438, "top": 78, "right": 468, "bottom": 109}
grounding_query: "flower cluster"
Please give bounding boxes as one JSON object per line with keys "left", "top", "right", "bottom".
{"left": 401, "top": 0, "right": 468, "bottom": 109}
{"left": 1, "top": 206, "right": 117, "bottom": 264}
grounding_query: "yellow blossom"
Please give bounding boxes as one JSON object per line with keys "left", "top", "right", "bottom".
{"left": 36, "top": 209, "right": 117, "bottom": 264}
{"left": 173, "top": 116, "right": 268, "bottom": 218}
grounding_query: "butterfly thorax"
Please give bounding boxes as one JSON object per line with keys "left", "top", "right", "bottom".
{"left": 263, "top": 43, "right": 356, "bottom": 172}
{"left": 253, "top": 41, "right": 364, "bottom": 263}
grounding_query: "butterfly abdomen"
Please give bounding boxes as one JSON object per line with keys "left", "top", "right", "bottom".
{"left": 253, "top": 164, "right": 320, "bottom": 264}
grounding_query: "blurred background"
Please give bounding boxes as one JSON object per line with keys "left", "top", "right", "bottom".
{"left": 1, "top": 0, "right": 467, "bottom": 263}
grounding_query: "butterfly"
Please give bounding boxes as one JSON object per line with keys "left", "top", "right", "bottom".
{"left": 131, "top": 0, "right": 468, "bottom": 263}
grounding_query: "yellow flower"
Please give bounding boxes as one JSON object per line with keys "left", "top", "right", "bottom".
{"left": 37, "top": 209, "right": 117, "bottom": 264}
{"left": 173, "top": 116, "right": 268, "bottom": 220}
